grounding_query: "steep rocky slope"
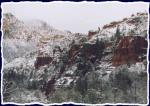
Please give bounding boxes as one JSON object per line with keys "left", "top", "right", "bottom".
{"left": 112, "top": 36, "right": 147, "bottom": 66}
{"left": 2, "top": 12, "right": 148, "bottom": 104}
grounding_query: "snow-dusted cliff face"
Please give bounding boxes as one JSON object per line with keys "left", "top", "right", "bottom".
{"left": 2, "top": 12, "right": 148, "bottom": 104}
{"left": 2, "top": 13, "right": 81, "bottom": 62}
{"left": 88, "top": 12, "right": 148, "bottom": 41}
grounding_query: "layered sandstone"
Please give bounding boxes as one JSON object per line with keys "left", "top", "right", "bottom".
{"left": 112, "top": 36, "right": 147, "bottom": 66}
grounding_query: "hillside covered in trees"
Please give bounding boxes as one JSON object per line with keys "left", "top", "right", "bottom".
{"left": 2, "top": 12, "right": 148, "bottom": 104}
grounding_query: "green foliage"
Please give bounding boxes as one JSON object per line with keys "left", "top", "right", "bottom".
{"left": 84, "top": 89, "right": 101, "bottom": 103}
{"left": 129, "top": 29, "right": 136, "bottom": 36}
{"left": 110, "top": 67, "right": 132, "bottom": 93}
{"left": 114, "top": 26, "right": 121, "bottom": 40}
{"left": 69, "top": 40, "right": 75, "bottom": 47}
{"left": 48, "top": 88, "right": 82, "bottom": 103}
{"left": 80, "top": 37, "right": 88, "bottom": 43}
{"left": 75, "top": 76, "right": 88, "bottom": 96}
{"left": 3, "top": 79, "right": 18, "bottom": 102}
{"left": 110, "top": 35, "right": 115, "bottom": 41}
{"left": 134, "top": 17, "right": 141, "bottom": 23}
{"left": 109, "top": 66, "right": 147, "bottom": 103}
{"left": 4, "top": 29, "right": 10, "bottom": 38}
{"left": 95, "top": 38, "right": 105, "bottom": 59}
{"left": 86, "top": 71, "right": 101, "bottom": 90}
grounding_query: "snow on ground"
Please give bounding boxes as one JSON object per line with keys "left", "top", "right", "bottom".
{"left": 88, "top": 13, "right": 147, "bottom": 42}
{"left": 3, "top": 39, "right": 37, "bottom": 62}
{"left": 4, "top": 57, "right": 26, "bottom": 69}
{"left": 55, "top": 76, "right": 74, "bottom": 87}
{"left": 128, "top": 62, "right": 146, "bottom": 73}
{"left": 65, "top": 65, "right": 77, "bottom": 75}
{"left": 10, "top": 89, "right": 47, "bottom": 103}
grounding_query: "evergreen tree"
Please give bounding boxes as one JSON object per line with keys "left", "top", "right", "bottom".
{"left": 95, "top": 38, "right": 105, "bottom": 60}
{"left": 75, "top": 76, "right": 88, "bottom": 96}
{"left": 129, "top": 29, "right": 135, "bottom": 36}
{"left": 115, "top": 26, "right": 121, "bottom": 40}
{"left": 69, "top": 39, "right": 75, "bottom": 47}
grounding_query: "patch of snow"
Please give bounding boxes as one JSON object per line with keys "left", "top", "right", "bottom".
{"left": 128, "top": 62, "right": 146, "bottom": 73}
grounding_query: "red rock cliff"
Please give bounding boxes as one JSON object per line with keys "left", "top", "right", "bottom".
{"left": 34, "top": 56, "right": 53, "bottom": 69}
{"left": 112, "top": 36, "right": 147, "bottom": 66}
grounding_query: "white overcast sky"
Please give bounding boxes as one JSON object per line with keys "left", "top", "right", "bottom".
{"left": 1, "top": 1, "right": 149, "bottom": 33}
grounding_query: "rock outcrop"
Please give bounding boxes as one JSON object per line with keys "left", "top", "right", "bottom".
{"left": 88, "top": 30, "right": 98, "bottom": 40}
{"left": 34, "top": 56, "right": 53, "bottom": 69}
{"left": 112, "top": 36, "right": 147, "bottom": 66}
{"left": 68, "top": 44, "right": 80, "bottom": 63}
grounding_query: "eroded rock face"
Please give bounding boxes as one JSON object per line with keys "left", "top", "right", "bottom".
{"left": 88, "top": 31, "right": 97, "bottom": 40}
{"left": 112, "top": 36, "right": 147, "bottom": 66}
{"left": 34, "top": 56, "right": 53, "bottom": 69}
{"left": 68, "top": 44, "right": 81, "bottom": 65}
{"left": 103, "top": 21, "right": 122, "bottom": 29}
{"left": 68, "top": 41, "right": 105, "bottom": 65}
